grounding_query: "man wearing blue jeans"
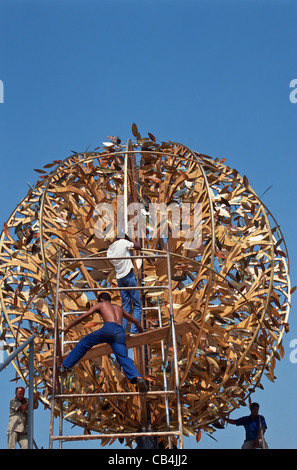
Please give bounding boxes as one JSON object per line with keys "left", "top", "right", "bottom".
{"left": 107, "top": 235, "right": 142, "bottom": 334}
{"left": 58, "top": 292, "right": 147, "bottom": 392}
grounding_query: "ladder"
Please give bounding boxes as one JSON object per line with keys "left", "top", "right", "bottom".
{"left": 49, "top": 246, "right": 184, "bottom": 449}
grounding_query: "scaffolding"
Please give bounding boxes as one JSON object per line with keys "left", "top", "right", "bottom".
{"left": 48, "top": 245, "right": 184, "bottom": 449}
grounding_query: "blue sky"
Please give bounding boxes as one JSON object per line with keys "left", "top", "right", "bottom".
{"left": 0, "top": 0, "right": 297, "bottom": 450}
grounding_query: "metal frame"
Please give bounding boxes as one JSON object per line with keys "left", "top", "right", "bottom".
{"left": 49, "top": 246, "right": 184, "bottom": 449}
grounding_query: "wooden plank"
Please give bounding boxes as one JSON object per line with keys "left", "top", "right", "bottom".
{"left": 41, "top": 320, "right": 199, "bottom": 367}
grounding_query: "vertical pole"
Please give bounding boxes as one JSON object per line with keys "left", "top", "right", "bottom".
{"left": 49, "top": 248, "right": 62, "bottom": 449}
{"left": 157, "top": 298, "right": 172, "bottom": 448}
{"left": 124, "top": 140, "right": 130, "bottom": 235}
{"left": 28, "top": 339, "right": 34, "bottom": 449}
{"left": 166, "top": 245, "right": 184, "bottom": 449}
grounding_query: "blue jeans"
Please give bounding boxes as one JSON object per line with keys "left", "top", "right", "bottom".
{"left": 62, "top": 322, "right": 140, "bottom": 382}
{"left": 117, "top": 269, "right": 142, "bottom": 334}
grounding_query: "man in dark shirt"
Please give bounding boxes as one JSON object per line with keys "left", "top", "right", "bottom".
{"left": 224, "top": 402, "right": 268, "bottom": 449}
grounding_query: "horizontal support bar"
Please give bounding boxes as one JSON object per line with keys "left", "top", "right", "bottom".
{"left": 63, "top": 308, "right": 159, "bottom": 314}
{"left": 51, "top": 430, "right": 181, "bottom": 442}
{"left": 55, "top": 390, "right": 177, "bottom": 399}
{"left": 62, "top": 255, "right": 167, "bottom": 263}
{"left": 142, "top": 307, "right": 160, "bottom": 310}
{"left": 63, "top": 311, "right": 87, "bottom": 316}
{"left": 59, "top": 285, "right": 169, "bottom": 293}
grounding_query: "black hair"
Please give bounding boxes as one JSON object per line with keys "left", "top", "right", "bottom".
{"left": 116, "top": 232, "right": 131, "bottom": 241}
{"left": 97, "top": 292, "right": 111, "bottom": 302}
{"left": 250, "top": 402, "right": 259, "bottom": 409}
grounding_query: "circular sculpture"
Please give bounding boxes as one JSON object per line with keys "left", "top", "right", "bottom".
{"left": 0, "top": 124, "right": 291, "bottom": 447}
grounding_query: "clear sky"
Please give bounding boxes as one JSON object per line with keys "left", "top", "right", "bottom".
{"left": 0, "top": 0, "right": 297, "bottom": 450}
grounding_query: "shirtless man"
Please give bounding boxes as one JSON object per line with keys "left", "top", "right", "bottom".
{"left": 58, "top": 292, "right": 147, "bottom": 392}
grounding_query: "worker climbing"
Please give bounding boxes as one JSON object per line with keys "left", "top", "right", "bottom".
{"left": 57, "top": 292, "right": 147, "bottom": 392}
{"left": 107, "top": 233, "right": 143, "bottom": 335}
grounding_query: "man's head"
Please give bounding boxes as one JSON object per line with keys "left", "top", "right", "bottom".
{"left": 15, "top": 387, "right": 25, "bottom": 401}
{"left": 250, "top": 402, "right": 260, "bottom": 416}
{"left": 97, "top": 292, "right": 111, "bottom": 303}
{"left": 116, "top": 232, "right": 131, "bottom": 241}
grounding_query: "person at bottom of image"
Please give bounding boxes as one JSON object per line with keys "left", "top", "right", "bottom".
{"left": 224, "top": 402, "right": 268, "bottom": 449}
{"left": 7, "top": 386, "right": 40, "bottom": 449}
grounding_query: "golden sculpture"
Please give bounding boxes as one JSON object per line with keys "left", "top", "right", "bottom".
{"left": 0, "top": 124, "right": 291, "bottom": 447}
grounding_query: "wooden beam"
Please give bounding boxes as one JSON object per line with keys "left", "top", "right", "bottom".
{"left": 41, "top": 320, "right": 199, "bottom": 367}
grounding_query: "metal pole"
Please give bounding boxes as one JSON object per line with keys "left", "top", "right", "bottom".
{"left": 51, "top": 429, "right": 180, "bottom": 443}
{"left": 62, "top": 254, "right": 167, "bottom": 262}
{"left": 124, "top": 139, "right": 129, "bottom": 235}
{"left": 28, "top": 340, "right": 34, "bottom": 449}
{"left": 0, "top": 333, "right": 36, "bottom": 372}
{"left": 49, "top": 247, "right": 62, "bottom": 449}
{"left": 166, "top": 245, "right": 184, "bottom": 449}
{"left": 59, "top": 284, "right": 170, "bottom": 294}
{"left": 157, "top": 298, "right": 172, "bottom": 448}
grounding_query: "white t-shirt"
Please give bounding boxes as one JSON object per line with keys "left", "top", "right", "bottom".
{"left": 107, "top": 239, "right": 134, "bottom": 279}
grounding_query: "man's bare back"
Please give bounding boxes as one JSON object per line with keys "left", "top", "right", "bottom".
{"left": 92, "top": 301, "right": 124, "bottom": 325}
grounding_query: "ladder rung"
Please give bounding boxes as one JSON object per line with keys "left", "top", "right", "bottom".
{"left": 63, "top": 311, "right": 87, "bottom": 316}
{"left": 55, "top": 390, "right": 177, "bottom": 399}
{"left": 142, "top": 307, "right": 160, "bottom": 310}
{"left": 51, "top": 430, "right": 181, "bottom": 442}
{"left": 59, "top": 285, "right": 169, "bottom": 293}
{"left": 62, "top": 255, "right": 167, "bottom": 262}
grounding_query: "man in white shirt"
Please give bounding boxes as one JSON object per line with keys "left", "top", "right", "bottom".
{"left": 107, "top": 234, "right": 142, "bottom": 334}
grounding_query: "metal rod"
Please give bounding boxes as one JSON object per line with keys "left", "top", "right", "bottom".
{"left": 157, "top": 297, "right": 172, "bottom": 449}
{"left": 63, "top": 311, "right": 90, "bottom": 315}
{"left": 51, "top": 430, "right": 180, "bottom": 442}
{"left": 61, "top": 303, "right": 65, "bottom": 356}
{"left": 59, "top": 301, "right": 65, "bottom": 449}
{"left": 55, "top": 390, "right": 177, "bottom": 399}
{"left": 62, "top": 254, "right": 167, "bottom": 262}
{"left": 142, "top": 307, "right": 159, "bottom": 310}
{"left": 59, "top": 285, "right": 169, "bottom": 293}
{"left": 0, "top": 333, "right": 36, "bottom": 372}
{"left": 124, "top": 140, "right": 129, "bottom": 234}
{"left": 166, "top": 245, "right": 184, "bottom": 449}
{"left": 28, "top": 340, "right": 34, "bottom": 449}
{"left": 49, "top": 248, "right": 62, "bottom": 450}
